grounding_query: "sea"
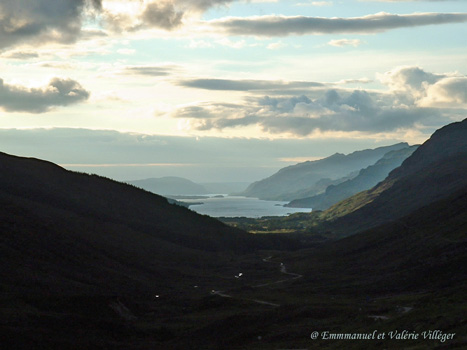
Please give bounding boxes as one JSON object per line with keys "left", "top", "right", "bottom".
{"left": 177, "top": 195, "right": 311, "bottom": 218}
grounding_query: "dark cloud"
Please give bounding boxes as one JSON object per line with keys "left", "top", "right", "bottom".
{"left": 173, "top": 102, "right": 244, "bottom": 119}
{"left": 0, "top": 0, "right": 239, "bottom": 48}
{"left": 185, "top": 0, "right": 236, "bottom": 12}
{"left": 1, "top": 51, "right": 39, "bottom": 59}
{"left": 103, "top": 0, "right": 237, "bottom": 32}
{"left": 210, "top": 12, "right": 467, "bottom": 37}
{"left": 178, "top": 78, "right": 324, "bottom": 91}
{"left": 123, "top": 66, "right": 176, "bottom": 76}
{"left": 0, "top": 0, "right": 101, "bottom": 49}
{"left": 172, "top": 73, "right": 459, "bottom": 136}
{"left": 140, "top": 2, "right": 183, "bottom": 30}
{"left": 0, "top": 78, "right": 90, "bottom": 113}
{"left": 362, "top": 1, "right": 458, "bottom": 2}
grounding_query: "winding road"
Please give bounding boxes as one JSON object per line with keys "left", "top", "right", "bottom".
{"left": 210, "top": 255, "right": 303, "bottom": 307}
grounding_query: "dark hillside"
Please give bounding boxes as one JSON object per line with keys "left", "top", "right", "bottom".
{"left": 0, "top": 151, "right": 296, "bottom": 349}
{"left": 0, "top": 151, "right": 286, "bottom": 253}
{"left": 321, "top": 118, "right": 467, "bottom": 235}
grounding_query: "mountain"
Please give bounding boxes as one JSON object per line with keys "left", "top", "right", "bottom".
{"left": 262, "top": 186, "right": 467, "bottom": 349}
{"left": 127, "top": 176, "right": 208, "bottom": 195}
{"left": 240, "top": 143, "right": 409, "bottom": 201}
{"left": 200, "top": 182, "right": 250, "bottom": 194}
{"left": 0, "top": 152, "right": 295, "bottom": 285}
{"left": 0, "top": 151, "right": 301, "bottom": 348}
{"left": 320, "top": 118, "right": 467, "bottom": 235}
{"left": 1, "top": 140, "right": 466, "bottom": 349}
{"left": 286, "top": 145, "right": 418, "bottom": 209}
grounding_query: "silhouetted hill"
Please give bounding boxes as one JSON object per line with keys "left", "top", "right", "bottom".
{"left": 0, "top": 152, "right": 298, "bottom": 294}
{"left": 286, "top": 145, "right": 418, "bottom": 209}
{"left": 0, "top": 151, "right": 302, "bottom": 349}
{"left": 321, "top": 118, "right": 467, "bottom": 234}
{"left": 128, "top": 176, "right": 208, "bottom": 195}
{"left": 1, "top": 147, "right": 466, "bottom": 349}
{"left": 291, "top": 186, "right": 467, "bottom": 294}
{"left": 240, "top": 143, "right": 409, "bottom": 201}
{"left": 266, "top": 186, "right": 467, "bottom": 349}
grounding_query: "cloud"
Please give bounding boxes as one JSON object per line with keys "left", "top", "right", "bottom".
{"left": 337, "top": 78, "right": 373, "bottom": 84}
{"left": 295, "top": 1, "right": 333, "bottom": 6}
{"left": 328, "top": 39, "right": 363, "bottom": 47}
{"left": 311, "top": 1, "right": 333, "bottom": 6}
{"left": 171, "top": 67, "right": 465, "bottom": 136}
{"left": 209, "top": 12, "right": 467, "bottom": 37}
{"left": 0, "top": 51, "right": 39, "bottom": 59}
{"left": 0, "top": 127, "right": 395, "bottom": 182}
{"left": 267, "top": 41, "right": 287, "bottom": 50}
{"left": 419, "top": 77, "right": 467, "bottom": 107}
{"left": 0, "top": 0, "right": 101, "bottom": 49}
{"left": 380, "top": 66, "right": 445, "bottom": 92}
{"left": 379, "top": 66, "right": 466, "bottom": 107}
{"left": 0, "top": 0, "right": 240, "bottom": 49}
{"left": 102, "top": 0, "right": 237, "bottom": 32}
{"left": 123, "top": 65, "right": 177, "bottom": 77}
{"left": 177, "top": 78, "right": 323, "bottom": 91}
{"left": 172, "top": 102, "right": 244, "bottom": 120}
{"left": 0, "top": 78, "right": 90, "bottom": 113}
{"left": 360, "top": 1, "right": 457, "bottom": 2}
{"left": 140, "top": 1, "right": 183, "bottom": 30}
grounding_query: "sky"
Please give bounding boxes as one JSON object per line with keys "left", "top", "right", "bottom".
{"left": 0, "top": 0, "right": 465, "bottom": 182}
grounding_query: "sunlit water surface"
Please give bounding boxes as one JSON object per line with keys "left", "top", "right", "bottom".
{"left": 178, "top": 195, "right": 311, "bottom": 218}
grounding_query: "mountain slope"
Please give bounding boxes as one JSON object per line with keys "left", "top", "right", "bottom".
{"left": 286, "top": 145, "right": 418, "bottom": 209}
{"left": 321, "top": 118, "right": 467, "bottom": 234}
{"left": 0, "top": 152, "right": 298, "bottom": 296}
{"left": 241, "top": 143, "right": 409, "bottom": 201}
{"left": 0, "top": 151, "right": 301, "bottom": 349}
{"left": 128, "top": 176, "right": 208, "bottom": 195}
{"left": 261, "top": 186, "right": 467, "bottom": 349}
{"left": 0, "top": 153, "right": 267, "bottom": 253}
{"left": 290, "top": 186, "right": 467, "bottom": 294}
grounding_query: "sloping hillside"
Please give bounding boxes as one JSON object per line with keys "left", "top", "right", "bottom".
{"left": 321, "top": 118, "right": 467, "bottom": 234}
{"left": 0, "top": 152, "right": 297, "bottom": 296}
{"left": 128, "top": 176, "right": 208, "bottom": 195}
{"left": 241, "top": 143, "right": 409, "bottom": 201}
{"left": 0, "top": 151, "right": 297, "bottom": 349}
{"left": 287, "top": 145, "right": 417, "bottom": 209}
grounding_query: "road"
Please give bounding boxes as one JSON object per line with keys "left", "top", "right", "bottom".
{"left": 210, "top": 255, "right": 302, "bottom": 307}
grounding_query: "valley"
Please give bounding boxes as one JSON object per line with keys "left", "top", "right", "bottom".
{"left": 1, "top": 119, "right": 466, "bottom": 349}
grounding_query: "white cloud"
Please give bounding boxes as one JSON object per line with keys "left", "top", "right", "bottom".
{"left": 311, "top": 1, "right": 333, "bottom": 6}
{"left": 267, "top": 41, "right": 287, "bottom": 50}
{"left": 328, "top": 39, "right": 363, "bottom": 47}
{"left": 377, "top": 66, "right": 466, "bottom": 108}
{"left": 189, "top": 40, "right": 213, "bottom": 48}
{"left": 295, "top": 1, "right": 333, "bottom": 6}
{"left": 419, "top": 77, "right": 467, "bottom": 107}
{"left": 215, "top": 38, "right": 247, "bottom": 49}
{"left": 116, "top": 48, "right": 136, "bottom": 55}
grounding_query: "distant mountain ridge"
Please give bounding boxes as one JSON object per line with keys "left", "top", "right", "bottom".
{"left": 321, "top": 118, "right": 467, "bottom": 234}
{"left": 241, "top": 143, "right": 410, "bottom": 201}
{"left": 128, "top": 176, "right": 208, "bottom": 195}
{"left": 286, "top": 145, "right": 418, "bottom": 209}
